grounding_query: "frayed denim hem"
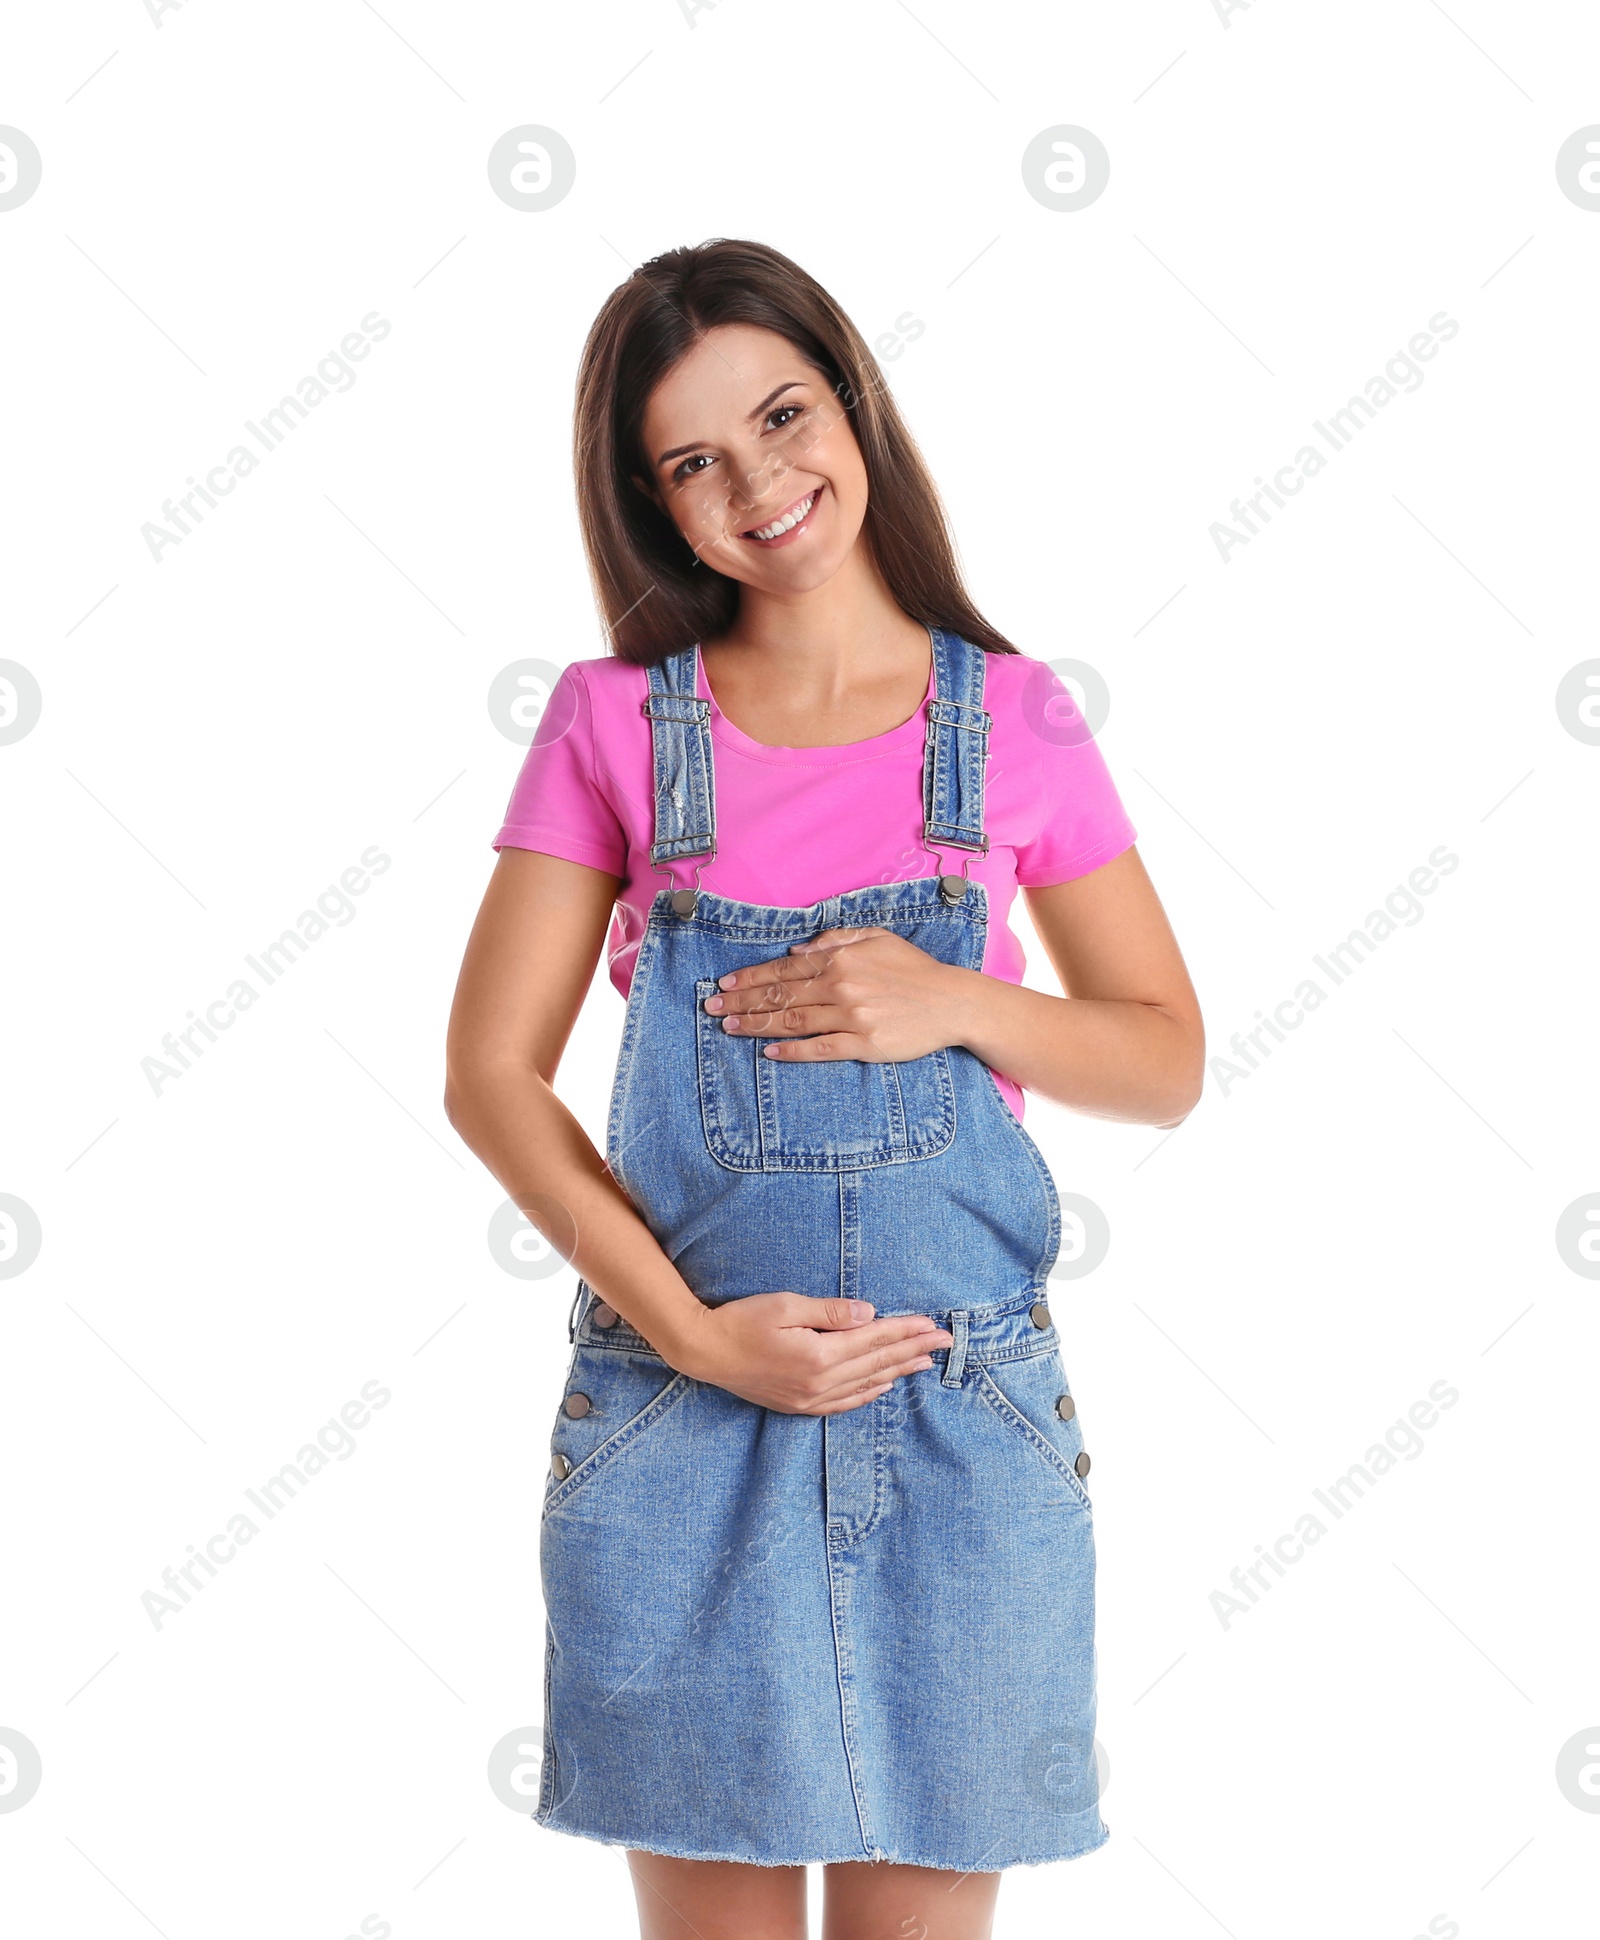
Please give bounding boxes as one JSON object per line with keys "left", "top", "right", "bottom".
{"left": 531, "top": 1813, "right": 1111, "bottom": 1873}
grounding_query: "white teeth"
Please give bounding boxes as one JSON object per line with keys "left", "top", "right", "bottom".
{"left": 751, "top": 490, "right": 816, "bottom": 540}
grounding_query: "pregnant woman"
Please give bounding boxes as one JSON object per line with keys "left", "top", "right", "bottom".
{"left": 446, "top": 238, "right": 1204, "bottom": 1940}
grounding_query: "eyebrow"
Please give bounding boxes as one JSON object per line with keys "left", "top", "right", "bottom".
{"left": 654, "top": 381, "right": 807, "bottom": 469}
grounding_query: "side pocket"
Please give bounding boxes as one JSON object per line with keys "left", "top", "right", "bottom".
{"left": 542, "top": 1345, "right": 693, "bottom": 1516}
{"left": 974, "top": 1348, "right": 1093, "bottom": 1514}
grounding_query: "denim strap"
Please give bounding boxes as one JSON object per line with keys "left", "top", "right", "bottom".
{"left": 642, "top": 647, "right": 717, "bottom": 866}
{"left": 642, "top": 631, "right": 990, "bottom": 864}
{"left": 923, "top": 627, "right": 991, "bottom": 853}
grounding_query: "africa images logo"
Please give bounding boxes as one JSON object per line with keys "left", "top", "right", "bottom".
{"left": 1209, "top": 313, "right": 1460, "bottom": 563}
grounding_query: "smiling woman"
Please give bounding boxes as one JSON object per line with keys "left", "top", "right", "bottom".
{"left": 447, "top": 237, "right": 1205, "bottom": 1940}
{"left": 573, "top": 237, "right": 1011, "bottom": 668}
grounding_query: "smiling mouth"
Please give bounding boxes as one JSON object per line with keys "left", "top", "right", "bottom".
{"left": 740, "top": 485, "right": 823, "bottom": 544}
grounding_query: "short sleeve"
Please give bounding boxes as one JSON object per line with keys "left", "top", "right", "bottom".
{"left": 491, "top": 664, "right": 628, "bottom": 877}
{"left": 1011, "top": 707, "right": 1138, "bottom": 889}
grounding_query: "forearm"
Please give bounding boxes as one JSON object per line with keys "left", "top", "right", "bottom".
{"left": 444, "top": 1059, "right": 711, "bottom": 1365}
{"left": 945, "top": 968, "right": 1204, "bottom": 1126}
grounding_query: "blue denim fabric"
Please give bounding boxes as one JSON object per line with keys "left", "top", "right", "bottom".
{"left": 537, "top": 630, "right": 1106, "bottom": 1870}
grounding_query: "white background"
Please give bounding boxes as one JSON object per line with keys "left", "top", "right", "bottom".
{"left": 3, "top": 2, "right": 1597, "bottom": 1936}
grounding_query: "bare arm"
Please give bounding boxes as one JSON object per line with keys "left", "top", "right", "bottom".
{"left": 444, "top": 847, "right": 705, "bottom": 1352}
{"left": 702, "top": 847, "right": 1205, "bottom": 1128}
{"left": 969, "top": 847, "right": 1205, "bottom": 1125}
{"left": 443, "top": 848, "right": 950, "bottom": 1409}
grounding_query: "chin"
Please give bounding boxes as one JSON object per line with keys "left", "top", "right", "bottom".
{"left": 761, "top": 553, "right": 850, "bottom": 594}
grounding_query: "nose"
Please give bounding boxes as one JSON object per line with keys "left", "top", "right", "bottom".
{"left": 735, "top": 450, "right": 792, "bottom": 515}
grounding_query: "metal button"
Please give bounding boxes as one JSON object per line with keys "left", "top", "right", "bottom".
{"left": 670, "top": 888, "right": 698, "bottom": 918}
{"left": 1055, "top": 1393, "right": 1076, "bottom": 1422}
{"left": 563, "top": 1392, "right": 591, "bottom": 1418}
{"left": 1074, "top": 1451, "right": 1091, "bottom": 1479}
{"left": 591, "top": 1303, "right": 619, "bottom": 1329}
{"left": 550, "top": 1450, "right": 572, "bottom": 1481}
{"left": 1029, "top": 1301, "right": 1051, "bottom": 1329}
{"left": 938, "top": 874, "right": 967, "bottom": 905}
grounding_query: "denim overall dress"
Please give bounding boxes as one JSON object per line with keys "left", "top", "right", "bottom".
{"left": 536, "top": 627, "right": 1106, "bottom": 1871}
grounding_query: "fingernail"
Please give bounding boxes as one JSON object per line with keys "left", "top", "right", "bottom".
{"left": 717, "top": 973, "right": 737, "bottom": 989}
{"left": 721, "top": 1017, "right": 741, "bottom": 1032}
{"left": 704, "top": 995, "right": 724, "bottom": 1012}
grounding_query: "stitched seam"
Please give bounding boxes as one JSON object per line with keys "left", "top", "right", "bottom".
{"left": 680, "top": 904, "right": 961, "bottom": 932}
{"left": 839, "top": 1171, "right": 861, "bottom": 1301}
{"left": 825, "top": 1517, "right": 876, "bottom": 1855}
{"left": 955, "top": 1041, "right": 1060, "bottom": 1289}
{"left": 536, "top": 1621, "right": 556, "bottom": 1817}
{"left": 965, "top": 1339, "right": 1057, "bottom": 1368}
{"left": 573, "top": 1334, "right": 667, "bottom": 1361}
{"left": 606, "top": 909, "right": 668, "bottom": 1200}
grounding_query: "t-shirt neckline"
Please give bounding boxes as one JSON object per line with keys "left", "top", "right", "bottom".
{"left": 692, "top": 634, "right": 935, "bottom": 767}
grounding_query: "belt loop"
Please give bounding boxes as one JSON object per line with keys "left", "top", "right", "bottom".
{"left": 942, "top": 1309, "right": 970, "bottom": 1388}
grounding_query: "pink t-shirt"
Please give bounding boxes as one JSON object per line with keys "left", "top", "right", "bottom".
{"left": 492, "top": 646, "right": 1137, "bottom": 1120}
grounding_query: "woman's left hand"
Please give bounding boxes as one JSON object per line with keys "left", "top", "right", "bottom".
{"left": 702, "top": 927, "right": 972, "bottom": 1063}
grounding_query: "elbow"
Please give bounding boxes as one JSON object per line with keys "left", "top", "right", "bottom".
{"left": 442, "top": 1044, "right": 501, "bottom": 1136}
{"left": 1151, "top": 1012, "right": 1206, "bottom": 1129}
{"left": 1152, "top": 1081, "right": 1204, "bottom": 1131}
{"left": 443, "top": 1041, "right": 547, "bottom": 1134}
{"left": 443, "top": 1068, "right": 475, "bottom": 1139}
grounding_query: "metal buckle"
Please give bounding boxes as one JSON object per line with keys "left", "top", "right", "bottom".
{"left": 934, "top": 845, "right": 985, "bottom": 903}
{"left": 651, "top": 849, "right": 714, "bottom": 917}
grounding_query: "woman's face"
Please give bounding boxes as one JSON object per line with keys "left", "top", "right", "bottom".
{"left": 634, "top": 322, "right": 869, "bottom": 597}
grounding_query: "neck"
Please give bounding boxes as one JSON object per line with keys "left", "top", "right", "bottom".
{"left": 702, "top": 541, "right": 927, "bottom": 696}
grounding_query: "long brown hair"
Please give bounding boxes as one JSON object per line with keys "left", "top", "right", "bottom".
{"left": 573, "top": 237, "right": 1016, "bottom": 666}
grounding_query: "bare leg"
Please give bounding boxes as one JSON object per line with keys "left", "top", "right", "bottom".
{"left": 822, "top": 1860, "right": 1001, "bottom": 1940}
{"left": 626, "top": 1851, "right": 808, "bottom": 1940}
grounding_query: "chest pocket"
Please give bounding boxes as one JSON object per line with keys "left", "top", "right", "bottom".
{"left": 695, "top": 976, "right": 956, "bottom": 1172}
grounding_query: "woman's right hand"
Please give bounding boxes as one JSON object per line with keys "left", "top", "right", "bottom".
{"left": 663, "top": 1292, "right": 953, "bottom": 1415}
